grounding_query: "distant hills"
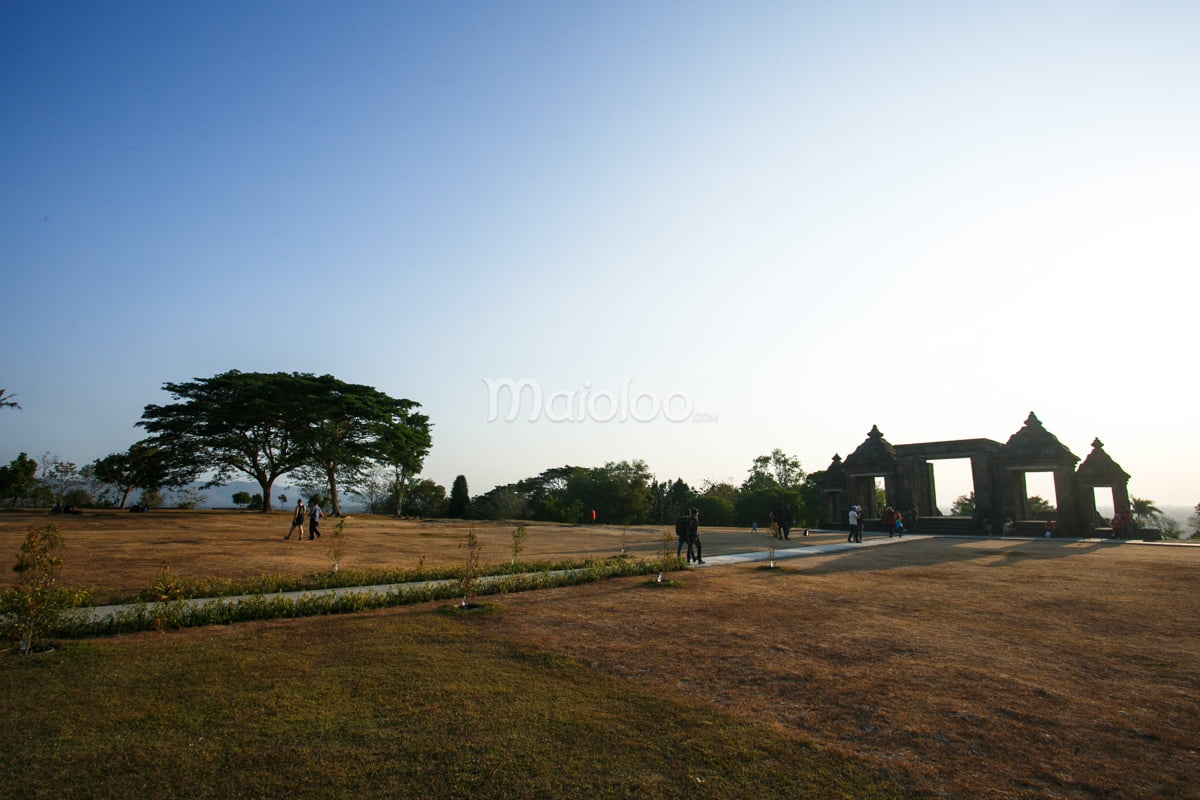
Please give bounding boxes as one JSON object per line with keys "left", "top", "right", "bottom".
{"left": 184, "top": 481, "right": 301, "bottom": 509}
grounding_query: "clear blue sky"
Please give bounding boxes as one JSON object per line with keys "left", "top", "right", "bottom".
{"left": 3, "top": 1, "right": 1198, "bottom": 511}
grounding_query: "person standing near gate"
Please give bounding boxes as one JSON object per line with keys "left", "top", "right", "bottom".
{"left": 848, "top": 505, "right": 860, "bottom": 543}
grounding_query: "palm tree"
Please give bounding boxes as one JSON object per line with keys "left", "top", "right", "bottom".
{"left": 0, "top": 389, "right": 19, "bottom": 410}
{"left": 1130, "top": 496, "right": 1163, "bottom": 528}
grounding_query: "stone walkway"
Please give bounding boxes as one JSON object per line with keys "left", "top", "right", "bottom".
{"left": 695, "top": 531, "right": 932, "bottom": 567}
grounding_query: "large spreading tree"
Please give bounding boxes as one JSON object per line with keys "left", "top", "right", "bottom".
{"left": 290, "top": 375, "right": 431, "bottom": 516}
{"left": 139, "top": 371, "right": 314, "bottom": 512}
{"left": 138, "top": 370, "right": 431, "bottom": 513}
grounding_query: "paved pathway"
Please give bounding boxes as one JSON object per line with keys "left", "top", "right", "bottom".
{"left": 695, "top": 532, "right": 932, "bottom": 567}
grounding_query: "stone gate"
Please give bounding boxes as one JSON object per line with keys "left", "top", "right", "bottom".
{"left": 816, "top": 413, "right": 1133, "bottom": 538}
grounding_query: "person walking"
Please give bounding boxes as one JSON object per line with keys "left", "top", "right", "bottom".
{"left": 675, "top": 509, "right": 692, "bottom": 561}
{"left": 780, "top": 504, "right": 794, "bottom": 540}
{"left": 308, "top": 500, "right": 323, "bottom": 539}
{"left": 848, "top": 505, "right": 860, "bottom": 543}
{"left": 687, "top": 507, "right": 704, "bottom": 564}
{"left": 285, "top": 499, "right": 305, "bottom": 540}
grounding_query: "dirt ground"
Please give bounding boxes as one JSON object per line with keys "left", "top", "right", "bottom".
{"left": 3, "top": 509, "right": 1198, "bottom": 799}
{"left": 0, "top": 509, "right": 766, "bottom": 597}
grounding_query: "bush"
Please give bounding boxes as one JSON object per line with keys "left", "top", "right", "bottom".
{"left": 1, "top": 523, "right": 89, "bottom": 654}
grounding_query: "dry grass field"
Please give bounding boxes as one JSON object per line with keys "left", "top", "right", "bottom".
{"left": 2, "top": 509, "right": 1198, "bottom": 798}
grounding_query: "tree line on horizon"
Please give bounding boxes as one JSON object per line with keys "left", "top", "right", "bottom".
{"left": 4, "top": 380, "right": 1198, "bottom": 536}
{"left": 1, "top": 373, "right": 819, "bottom": 528}
{"left": 427, "top": 449, "right": 824, "bottom": 529}
{"left": 0, "top": 371, "right": 432, "bottom": 516}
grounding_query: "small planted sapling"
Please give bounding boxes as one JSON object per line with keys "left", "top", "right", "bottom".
{"left": 510, "top": 524, "right": 527, "bottom": 565}
{"left": 3, "top": 523, "right": 83, "bottom": 654}
{"left": 327, "top": 517, "right": 348, "bottom": 572}
{"left": 459, "top": 529, "right": 482, "bottom": 607}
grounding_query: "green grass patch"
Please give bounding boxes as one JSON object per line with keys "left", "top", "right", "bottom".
{"left": 0, "top": 609, "right": 927, "bottom": 800}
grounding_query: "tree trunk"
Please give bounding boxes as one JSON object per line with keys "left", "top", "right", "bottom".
{"left": 327, "top": 466, "right": 342, "bottom": 517}
{"left": 392, "top": 467, "right": 408, "bottom": 518}
{"left": 256, "top": 474, "right": 276, "bottom": 512}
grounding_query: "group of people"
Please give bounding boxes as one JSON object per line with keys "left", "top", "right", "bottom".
{"left": 768, "top": 503, "right": 804, "bottom": 539}
{"left": 881, "top": 506, "right": 910, "bottom": 538}
{"left": 846, "top": 504, "right": 916, "bottom": 542}
{"left": 674, "top": 507, "right": 704, "bottom": 564}
{"left": 284, "top": 499, "right": 323, "bottom": 540}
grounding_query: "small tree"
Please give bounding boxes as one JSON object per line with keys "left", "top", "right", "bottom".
{"left": 510, "top": 524, "right": 528, "bottom": 565}
{"left": 458, "top": 528, "right": 482, "bottom": 607}
{"left": 950, "top": 492, "right": 975, "bottom": 516}
{"left": 1025, "top": 495, "right": 1055, "bottom": 518}
{"left": 327, "top": 517, "right": 348, "bottom": 572}
{"left": 448, "top": 475, "right": 471, "bottom": 518}
{"left": 2, "top": 524, "right": 82, "bottom": 654}
{"left": 1157, "top": 516, "right": 1184, "bottom": 539}
{"left": 1188, "top": 503, "right": 1200, "bottom": 538}
{"left": 1131, "top": 497, "right": 1163, "bottom": 528}
{"left": 0, "top": 453, "right": 40, "bottom": 507}
{"left": 656, "top": 527, "right": 675, "bottom": 582}
{"left": 135, "top": 488, "right": 164, "bottom": 509}
{"left": 38, "top": 454, "right": 81, "bottom": 506}
{"left": 232, "top": 492, "right": 261, "bottom": 510}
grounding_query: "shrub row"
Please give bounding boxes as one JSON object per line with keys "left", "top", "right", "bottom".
{"left": 52, "top": 556, "right": 686, "bottom": 639}
{"left": 117, "top": 556, "right": 656, "bottom": 604}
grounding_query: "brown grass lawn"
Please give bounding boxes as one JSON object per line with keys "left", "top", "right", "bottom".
{"left": 2, "top": 509, "right": 1199, "bottom": 799}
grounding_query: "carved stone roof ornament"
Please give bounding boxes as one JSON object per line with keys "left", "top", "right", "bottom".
{"left": 996, "top": 411, "right": 1079, "bottom": 465}
{"left": 1076, "top": 437, "right": 1131, "bottom": 485}
{"left": 843, "top": 425, "right": 898, "bottom": 473}
{"left": 815, "top": 454, "right": 845, "bottom": 490}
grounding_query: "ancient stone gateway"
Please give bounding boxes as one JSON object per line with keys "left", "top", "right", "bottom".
{"left": 816, "top": 413, "right": 1133, "bottom": 538}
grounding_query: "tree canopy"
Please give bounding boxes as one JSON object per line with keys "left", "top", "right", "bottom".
{"left": 137, "top": 370, "right": 430, "bottom": 512}
{"left": 90, "top": 442, "right": 169, "bottom": 509}
{"left": 289, "top": 375, "right": 430, "bottom": 515}
{"left": 447, "top": 475, "right": 471, "bottom": 518}
{"left": 0, "top": 453, "right": 39, "bottom": 506}
{"left": 741, "top": 449, "right": 805, "bottom": 493}
{"left": 1130, "top": 496, "right": 1163, "bottom": 528}
{"left": 950, "top": 492, "right": 975, "bottom": 516}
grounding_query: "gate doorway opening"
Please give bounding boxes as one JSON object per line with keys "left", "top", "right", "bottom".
{"left": 929, "top": 457, "right": 974, "bottom": 516}
{"left": 1021, "top": 471, "right": 1058, "bottom": 519}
